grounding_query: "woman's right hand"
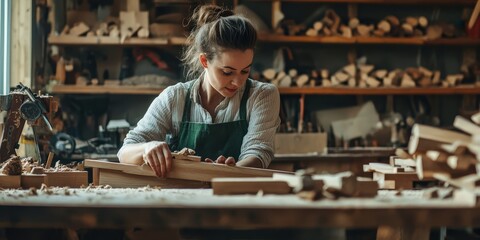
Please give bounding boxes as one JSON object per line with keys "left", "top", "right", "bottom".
{"left": 143, "top": 141, "right": 173, "bottom": 178}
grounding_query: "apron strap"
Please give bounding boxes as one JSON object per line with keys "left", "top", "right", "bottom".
{"left": 239, "top": 79, "right": 251, "bottom": 121}
{"left": 181, "top": 81, "right": 195, "bottom": 123}
{"left": 182, "top": 79, "right": 252, "bottom": 122}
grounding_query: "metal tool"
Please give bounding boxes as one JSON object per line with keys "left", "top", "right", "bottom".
{"left": 0, "top": 84, "right": 57, "bottom": 163}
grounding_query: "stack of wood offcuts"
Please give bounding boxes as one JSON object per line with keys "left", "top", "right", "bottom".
{"left": 0, "top": 156, "right": 87, "bottom": 189}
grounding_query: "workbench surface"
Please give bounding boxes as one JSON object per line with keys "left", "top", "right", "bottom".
{"left": 0, "top": 188, "right": 479, "bottom": 229}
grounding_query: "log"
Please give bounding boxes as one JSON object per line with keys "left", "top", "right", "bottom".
{"left": 296, "top": 74, "right": 309, "bottom": 87}
{"left": 320, "top": 69, "right": 329, "bottom": 79}
{"left": 418, "top": 16, "right": 429, "bottom": 28}
{"left": 385, "top": 15, "right": 400, "bottom": 27}
{"left": 426, "top": 25, "right": 443, "bottom": 40}
{"left": 405, "top": 17, "right": 419, "bottom": 27}
{"left": 348, "top": 18, "right": 360, "bottom": 29}
{"left": 426, "top": 150, "right": 448, "bottom": 162}
{"left": 262, "top": 68, "right": 276, "bottom": 80}
{"left": 357, "top": 24, "right": 372, "bottom": 36}
{"left": 377, "top": 20, "right": 391, "bottom": 33}
{"left": 341, "top": 25, "right": 353, "bottom": 38}
{"left": 348, "top": 78, "right": 356, "bottom": 87}
{"left": 313, "top": 21, "right": 324, "bottom": 31}
{"left": 306, "top": 28, "right": 318, "bottom": 36}
{"left": 401, "top": 23, "right": 414, "bottom": 36}
{"left": 359, "top": 65, "right": 374, "bottom": 74}
{"left": 288, "top": 69, "right": 298, "bottom": 77}
{"left": 366, "top": 77, "right": 380, "bottom": 87}
{"left": 374, "top": 69, "right": 388, "bottom": 79}
{"left": 418, "top": 67, "right": 433, "bottom": 78}
{"left": 344, "top": 64, "right": 356, "bottom": 77}
{"left": 334, "top": 71, "right": 349, "bottom": 82}
{"left": 400, "top": 73, "right": 415, "bottom": 87}
{"left": 432, "top": 71, "right": 441, "bottom": 85}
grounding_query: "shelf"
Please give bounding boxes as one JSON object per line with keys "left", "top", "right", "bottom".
{"left": 258, "top": 35, "right": 480, "bottom": 45}
{"left": 48, "top": 35, "right": 187, "bottom": 46}
{"left": 249, "top": 0, "right": 475, "bottom": 5}
{"left": 51, "top": 84, "right": 480, "bottom": 95}
{"left": 50, "top": 85, "right": 164, "bottom": 95}
{"left": 278, "top": 85, "right": 480, "bottom": 95}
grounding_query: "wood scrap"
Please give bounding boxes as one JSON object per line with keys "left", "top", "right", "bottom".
{"left": 408, "top": 124, "right": 471, "bottom": 154}
{"left": 454, "top": 116, "right": 480, "bottom": 135}
{"left": 212, "top": 177, "right": 291, "bottom": 195}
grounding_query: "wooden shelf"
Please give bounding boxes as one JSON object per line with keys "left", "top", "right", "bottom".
{"left": 278, "top": 85, "right": 480, "bottom": 95}
{"left": 48, "top": 35, "right": 187, "bottom": 46}
{"left": 51, "top": 84, "right": 480, "bottom": 95}
{"left": 259, "top": 35, "right": 480, "bottom": 45}
{"left": 50, "top": 85, "right": 164, "bottom": 95}
{"left": 249, "top": 0, "right": 475, "bottom": 5}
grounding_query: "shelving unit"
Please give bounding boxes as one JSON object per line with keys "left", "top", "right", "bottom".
{"left": 50, "top": 85, "right": 164, "bottom": 95}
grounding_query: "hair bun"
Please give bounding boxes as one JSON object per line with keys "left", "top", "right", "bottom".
{"left": 191, "top": 5, "right": 234, "bottom": 29}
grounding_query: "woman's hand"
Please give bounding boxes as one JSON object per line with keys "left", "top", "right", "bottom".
{"left": 205, "top": 155, "right": 236, "bottom": 166}
{"left": 143, "top": 141, "right": 173, "bottom": 178}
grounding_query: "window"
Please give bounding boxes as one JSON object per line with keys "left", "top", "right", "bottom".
{"left": 0, "top": 0, "right": 11, "bottom": 95}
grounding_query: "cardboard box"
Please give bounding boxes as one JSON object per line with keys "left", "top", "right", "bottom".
{"left": 275, "top": 133, "right": 327, "bottom": 154}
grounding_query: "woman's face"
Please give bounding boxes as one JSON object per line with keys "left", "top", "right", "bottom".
{"left": 201, "top": 49, "right": 254, "bottom": 98}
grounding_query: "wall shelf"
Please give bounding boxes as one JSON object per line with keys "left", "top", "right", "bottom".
{"left": 48, "top": 35, "right": 187, "bottom": 46}
{"left": 278, "top": 85, "right": 480, "bottom": 95}
{"left": 50, "top": 84, "right": 480, "bottom": 95}
{"left": 50, "top": 85, "right": 164, "bottom": 95}
{"left": 258, "top": 35, "right": 480, "bottom": 46}
{"left": 248, "top": 0, "right": 475, "bottom": 5}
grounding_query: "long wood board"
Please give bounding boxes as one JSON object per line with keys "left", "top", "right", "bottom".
{"left": 85, "top": 159, "right": 293, "bottom": 182}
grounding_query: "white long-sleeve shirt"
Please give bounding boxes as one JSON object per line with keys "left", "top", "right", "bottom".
{"left": 119, "top": 78, "right": 280, "bottom": 168}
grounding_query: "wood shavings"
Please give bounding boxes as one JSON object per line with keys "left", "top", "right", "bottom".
{"left": 28, "top": 187, "right": 37, "bottom": 196}
{"left": 176, "top": 148, "right": 196, "bottom": 156}
{"left": 1, "top": 156, "right": 22, "bottom": 175}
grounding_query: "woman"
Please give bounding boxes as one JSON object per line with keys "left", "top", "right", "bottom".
{"left": 118, "top": 5, "right": 280, "bottom": 178}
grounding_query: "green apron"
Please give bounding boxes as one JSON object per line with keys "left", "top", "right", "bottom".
{"left": 172, "top": 79, "right": 251, "bottom": 160}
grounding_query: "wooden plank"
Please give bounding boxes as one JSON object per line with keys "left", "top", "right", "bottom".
{"left": 211, "top": 178, "right": 291, "bottom": 195}
{"left": 21, "top": 174, "right": 46, "bottom": 189}
{"left": 0, "top": 175, "right": 21, "bottom": 189}
{"left": 46, "top": 171, "right": 88, "bottom": 187}
{"left": 10, "top": 0, "right": 32, "bottom": 88}
{"left": 454, "top": 116, "right": 480, "bottom": 135}
{"left": 98, "top": 169, "right": 209, "bottom": 188}
{"left": 85, "top": 159, "right": 293, "bottom": 182}
{"left": 408, "top": 124, "right": 471, "bottom": 154}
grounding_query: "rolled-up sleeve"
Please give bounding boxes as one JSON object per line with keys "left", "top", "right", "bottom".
{"left": 239, "top": 84, "right": 280, "bottom": 168}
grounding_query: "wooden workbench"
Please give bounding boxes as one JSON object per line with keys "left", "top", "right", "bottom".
{"left": 0, "top": 188, "right": 478, "bottom": 229}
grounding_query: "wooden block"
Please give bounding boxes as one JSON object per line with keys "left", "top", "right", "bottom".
{"left": 373, "top": 172, "right": 419, "bottom": 190}
{"left": 434, "top": 173, "right": 480, "bottom": 190}
{"left": 273, "top": 172, "right": 324, "bottom": 192}
{"left": 98, "top": 168, "right": 208, "bottom": 188}
{"left": 392, "top": 158, "right": 417, "bottom": 168}
{"left": 212, "top": 177, "right": 291, "bottom": 195}
{"left": 46, "top": 171, "right": 88, "bottom": 187}
{"left": 426, "top": 150, "right": 448, "bottom": 162}
{"left": 21, "top": 174, "right": 46, "bottom": 189}
{"left": 0, "top": 174, "right": 21, "bottom": 189}
{"left": 355, "top": 177, "right": 379, "bottom": 197}
{"left": 408, "top": 124, "right": 471, "bottom": 154}
{"left": 343, "top": 64, "right": 356, "bottom": 77}
{"left": 416, "top": 155, "right": 476, "bottom": 180}
{"left": 313, "top": 171, "right": 356, "bottom": 196}
{"left": 85, "top": 159, "right": 292, "bottom": 182}
{"left": 454, "top": 115, "right": 480, "bottom": 135}
{"left": 471, "top": 112, "right": 480, "bottom": 125}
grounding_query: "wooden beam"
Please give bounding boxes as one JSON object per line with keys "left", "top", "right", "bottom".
{"left": 84, "top": 159, "right": 293, "bottom": 182}
{"left": 10, "top": 0, "right": 32, "bottom": 87}
{"left": 408, "top": 124, "right": 471, "bottom": 154}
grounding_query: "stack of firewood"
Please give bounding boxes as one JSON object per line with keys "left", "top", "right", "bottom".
{"left": 261, "top": 64, "right": 464, "bottom": 88}
{"left": 298, "top": 9, "right": 461, "bottom": 39}
{"left": 408, "top": 112, "right": 480, "bottom": 204}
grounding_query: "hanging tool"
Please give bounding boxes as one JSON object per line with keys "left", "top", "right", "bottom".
{"left": 0, "top": 83, "right": 58, "bottom": 163}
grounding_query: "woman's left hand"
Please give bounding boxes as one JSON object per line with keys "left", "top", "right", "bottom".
{"left": 205, "top": 155, "right": 236, "bottom": 166}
